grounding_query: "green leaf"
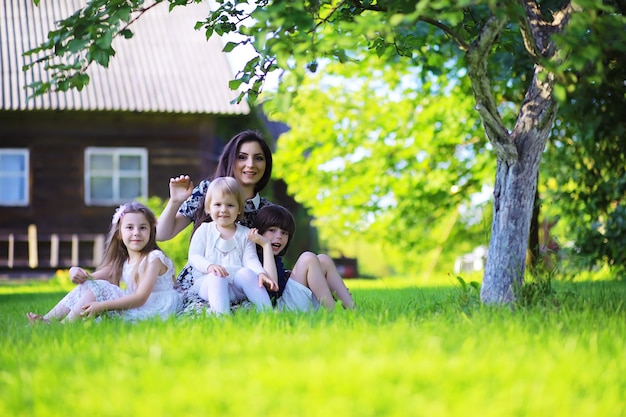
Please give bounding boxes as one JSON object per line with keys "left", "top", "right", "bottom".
{"left": 553, "top": 84, "right": 566, "bottom": 104}
{"left": 117, "top": 4, "right": 132, "bottom": 23}
{"left": 229, "top": 79, "right": 243, "bottom": 90}
{"left": 119, "top": 29, "right": 133, "bottom": 39}
{"left": 222, "top": 41, "right": 238, "bottom": 52}
{"left": 95, "top": 31, "right": 113, "bottom": 50}
{"left": 90, "top": 47, "right": 112, "bottom": 67}
{"left": 67, "top": 38, "right": 89, "bottom": 54}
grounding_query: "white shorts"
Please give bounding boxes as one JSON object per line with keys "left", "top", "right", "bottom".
{"left": 277, "top": 279, "right": 320, "bottom": 312}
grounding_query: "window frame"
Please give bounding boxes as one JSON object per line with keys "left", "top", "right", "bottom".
{"left": 84, "top": 147, "right": 148, "bottom": 206}
{"left": 0, "top": 148, "right": 30, "bottom": 207}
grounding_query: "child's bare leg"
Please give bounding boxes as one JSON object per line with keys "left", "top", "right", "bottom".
{"left": 318, "top": 254, "right": 356, "bottom": 309}
{"left": 43, "top": 304, "right": 71, "bottom": 322}
{"left": 64, "top": 289, "right": 97, "bottom": 322}
{"left": 27, "top": 285, "right": 83, "bottom": 324}
{"left": 291, "top": 252, "right": 336, "bottom": 309}
{"left": 26, "top": 312, "right": 51, "bottom": 324}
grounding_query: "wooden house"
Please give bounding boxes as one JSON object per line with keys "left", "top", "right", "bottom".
{"left": 0, "top": 0, "right": 279, "bottom": 273}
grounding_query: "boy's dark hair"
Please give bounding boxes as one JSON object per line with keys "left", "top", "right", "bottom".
{"left": 254, "top": 205, "right": 296, "bottom": 256}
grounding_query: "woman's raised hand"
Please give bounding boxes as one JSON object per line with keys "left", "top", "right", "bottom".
{"left": 169, "top": 175, "right": 194, "bottom": 203}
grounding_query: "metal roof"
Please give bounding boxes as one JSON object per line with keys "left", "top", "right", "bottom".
{"left": 1, "top": 0, "right": 250, "bottom": 115}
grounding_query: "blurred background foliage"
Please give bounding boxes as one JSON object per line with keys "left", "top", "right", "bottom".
{"left": 139, "top": 1, "right": 626, "bottom": 281}
{"left": 542, "top": 29, "right": 626, "bottom": 276}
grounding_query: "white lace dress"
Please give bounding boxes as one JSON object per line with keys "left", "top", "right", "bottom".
{"left": 60, "top": 250, "right": 182, "bottom": 321}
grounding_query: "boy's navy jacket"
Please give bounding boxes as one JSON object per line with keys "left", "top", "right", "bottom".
{"left": 269, "top": 255, "right": 288, "bottom": 306}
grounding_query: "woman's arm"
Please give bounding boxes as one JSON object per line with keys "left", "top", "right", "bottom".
{"left": 156, "top": 176, "right": 194, "bottom": 241}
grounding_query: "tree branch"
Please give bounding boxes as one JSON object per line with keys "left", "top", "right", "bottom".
{"left": 316, "top": 0, "right": 350, "bottom": 29}
{"left": 512, "top": 1, "right": 578, "bottom": 146}
{"left": 518, "top": 0, "right": 577, "bottom": 61}
{"left": 466, "top": 14, "right": 517, "bottom": 162}
{"left": 346, "top": 1, "right": 470, "bottom": 50}
{"left": 346, "top": 0, "right": 384, "bottom": 12}
{"left": 418, "top": 16, "right": 470, "bottom": 51}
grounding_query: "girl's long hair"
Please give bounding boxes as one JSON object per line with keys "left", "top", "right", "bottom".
{"left": 253, "top": 205, "right": 295, "bottom": 256}
{"left": 194, "top": 130, "right": 273, "bottom": 228}
{"left": 98, "top": 202, "right": 161, "bottom": 285}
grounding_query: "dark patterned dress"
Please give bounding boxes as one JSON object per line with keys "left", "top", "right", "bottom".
{"left": 175, "top": 179, "right": 272, "bottom": 315}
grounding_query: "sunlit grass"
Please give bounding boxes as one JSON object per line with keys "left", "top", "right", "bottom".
{"left": 1, "top": 275, "right": 625, "bottom": 417}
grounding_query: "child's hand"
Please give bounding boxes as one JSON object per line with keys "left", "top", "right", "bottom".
{"left": 69, "top": 267, "right": 91, "bottom": 284}
{"left": 259, "top": 273, "right": 278, "bottom": 292}
{"left": 248, "top": 228, "right": 269, "bottom": 246}
{"left": 208, "top": 264, "right": 228, "bottom": 277}
{"left": 81, "top": 301, "right": 104, "bottom": 318}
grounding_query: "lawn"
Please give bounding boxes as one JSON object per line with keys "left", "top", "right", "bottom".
{"left": 1, "top": 274, "right": 624, "bottom": 417}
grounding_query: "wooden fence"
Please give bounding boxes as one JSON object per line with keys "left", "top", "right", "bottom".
{"left": 0, "top": 225, "right": 105, "bottom": 271}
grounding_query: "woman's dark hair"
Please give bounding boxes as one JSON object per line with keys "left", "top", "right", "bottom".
{"left": 194, "top": 130, "right": 273, "bottom": 231}
{"left": 213, "top": 130, "right": 273, "bottom": 195}
{"left": 253, "top": 205, "right": 296, "bottom": 256}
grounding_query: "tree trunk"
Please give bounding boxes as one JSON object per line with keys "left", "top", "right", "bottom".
{"left": 480, "top": 66, "right": 557, "bottom": 304}
{"left": 468, "top": 2, "right": 576, "bottom": 303}
{"left": 528, "top": 177, "right": 541, "bottom": 275}
{"left": 480, "top": 148, "right": 541, "bottom": 303}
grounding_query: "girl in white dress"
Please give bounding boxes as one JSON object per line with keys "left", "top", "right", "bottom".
{"left": 27, "top": 202, "right": 182, "bottom": 323}
{"left": 187, "top": 177, "right": 277, "bottom": 314}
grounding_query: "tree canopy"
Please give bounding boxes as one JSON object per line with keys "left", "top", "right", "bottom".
{"left": 542, "top": 33, "right": 626, "bottom": 273}
{"left": 268, "top": 55, "right": 493, "bottom": 268}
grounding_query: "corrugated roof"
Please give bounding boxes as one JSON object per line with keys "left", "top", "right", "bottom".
{"left": 1, "top": 0, "right": 250, "bottom": 115}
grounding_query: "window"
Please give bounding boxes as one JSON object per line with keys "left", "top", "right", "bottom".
{"left": 85, "top": 148, "right": 148, "bottom": 205}
{"left": 0, "top": 149, "right": 29, "bottom": 206}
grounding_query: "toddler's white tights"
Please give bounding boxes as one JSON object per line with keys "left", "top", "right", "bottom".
{"left": 199, "top": 267, "right": 272, "bottom": 314}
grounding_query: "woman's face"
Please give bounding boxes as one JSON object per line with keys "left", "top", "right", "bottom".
{"left": 234, "top": 140, "right": 267, "bottom": 190}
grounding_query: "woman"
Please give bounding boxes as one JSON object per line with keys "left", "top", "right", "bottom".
{"left": 156, "top": 130, "right": 274, "bottom": 313}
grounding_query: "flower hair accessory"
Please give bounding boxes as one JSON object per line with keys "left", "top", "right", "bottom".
{"left": 111, "top": 205, "right": 126, "bottom": 225}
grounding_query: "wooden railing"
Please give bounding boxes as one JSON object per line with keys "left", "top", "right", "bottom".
{"left": 0, "top": 225, "right": 105, "bottom": 271}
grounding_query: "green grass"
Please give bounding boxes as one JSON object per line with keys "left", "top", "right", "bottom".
{"left": 1, "top": 275, "right": 625, "bottom": 417}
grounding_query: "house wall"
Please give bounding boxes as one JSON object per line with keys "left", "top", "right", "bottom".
{"left": 0, "top": 110, "right": 259, "bottom": 269}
